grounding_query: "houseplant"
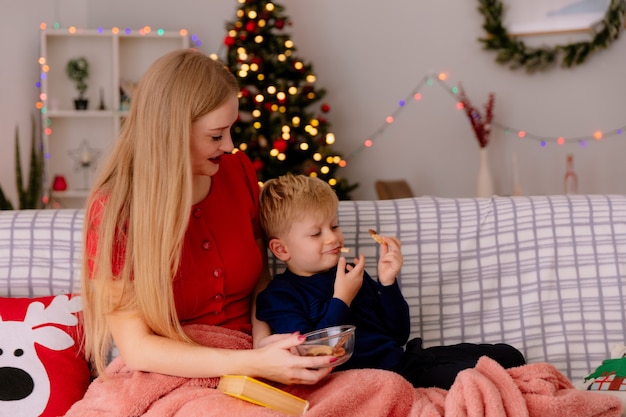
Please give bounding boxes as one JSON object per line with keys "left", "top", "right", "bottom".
{"left": 66, "top": 57, "right": 90, "bottom": 110}
{"left": 0, "top": 116, "right": 44, "bottom": 210}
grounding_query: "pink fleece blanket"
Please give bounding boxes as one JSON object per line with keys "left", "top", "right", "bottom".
{"left": 64, "top": 324, "right": 622, "bottom": 417}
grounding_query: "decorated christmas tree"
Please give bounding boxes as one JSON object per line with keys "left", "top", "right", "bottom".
{"left": 222, "top": 0, "right": 357, "bottom": 199}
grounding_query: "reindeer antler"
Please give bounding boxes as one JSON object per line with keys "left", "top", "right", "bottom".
{"left": 23, "top": 294, "right": 82, "bottom": 328}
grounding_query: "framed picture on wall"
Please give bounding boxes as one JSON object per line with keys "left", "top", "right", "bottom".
{"left": 504, "top": 0, "right": 610, "bottom": 35}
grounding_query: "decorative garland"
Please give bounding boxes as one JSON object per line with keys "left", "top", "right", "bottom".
{"left": 478, "top": 0, "right": 626, "bottom": 73}
{"left": 343, "top": 73, "right": 626, "bottom": 161}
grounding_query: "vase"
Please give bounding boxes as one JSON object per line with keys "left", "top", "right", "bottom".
{"left": 74, "top": 98, "right": 89, "bottom": 110}
{"left": 476, "top": 147, "right": 494, "bottom": 198}
{"left": 511, "top": 152, "right": 523, "bottom": 196}
{"left": 564, "top": 154, "right": 578, "bottom": 194}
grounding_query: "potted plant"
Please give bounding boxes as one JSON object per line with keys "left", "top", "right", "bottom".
{"left": 0, "top": 116, "right": 44, "bottom": 210}
{"left": 66, "top": 57, "right": 90, "bottom": 110}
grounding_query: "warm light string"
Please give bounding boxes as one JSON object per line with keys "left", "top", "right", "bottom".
{"left": 37, "top": 22, "right": 193, "bottom": 38}
{"left": 34, "top": 23, "right": 626, "bottom": 166}
{"left": 344, "top": 73, "right": 626, "bottom": 161}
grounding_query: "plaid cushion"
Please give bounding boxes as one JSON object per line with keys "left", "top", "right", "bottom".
{"left": 0, "top": 209, "right": 83, "bottom": 297}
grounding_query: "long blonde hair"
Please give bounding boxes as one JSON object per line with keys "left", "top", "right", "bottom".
{"left": 81, "top": 49, "right": 239, "bottom": 376}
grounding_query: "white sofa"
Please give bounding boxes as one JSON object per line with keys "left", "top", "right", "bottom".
{"left": 2, "top": 194, "right": 626, "bottom": 411}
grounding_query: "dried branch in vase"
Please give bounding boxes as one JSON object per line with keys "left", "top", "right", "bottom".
{"left": 457, "top": 84, "right": 495, "bottom": 148}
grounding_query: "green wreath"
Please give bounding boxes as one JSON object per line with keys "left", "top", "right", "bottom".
{"left": 478, "top": 0, "right": 626, "bottom": 73}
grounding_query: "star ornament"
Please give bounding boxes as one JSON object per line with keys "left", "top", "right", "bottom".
{"left": 68, "top": 140, "right": 101, "bottom": 170}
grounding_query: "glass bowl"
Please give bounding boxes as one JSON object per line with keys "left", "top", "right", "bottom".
{"left": 295, "top": 325, "right": 356, "bottom": 368}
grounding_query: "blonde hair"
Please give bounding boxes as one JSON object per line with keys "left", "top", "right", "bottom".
{"left": 81, "top": 49, "right": 239, "bottom": 376}
{"left": 259, "top": 174, "right": 339, "bottom": 240}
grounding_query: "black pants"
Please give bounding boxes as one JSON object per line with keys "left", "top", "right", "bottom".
{"left": 394, "top": 338, "right": 526, "bottom": 389}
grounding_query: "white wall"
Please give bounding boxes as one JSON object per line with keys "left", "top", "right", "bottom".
{"left": 2, "top": 0, "right": 626, "bottom": 202}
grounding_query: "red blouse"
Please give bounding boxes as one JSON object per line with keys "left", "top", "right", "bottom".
{"left": 86, "top": 152, "right": 262, "bottom": 334}
{"left": 174, "top": 152, "right": 262, "bottom": 333}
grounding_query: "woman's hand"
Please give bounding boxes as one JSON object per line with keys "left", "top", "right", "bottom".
{"left": 377, "top": 236, "right": 403, "bottom": 286}
{"left": 251, "top": 333, "right": 334, "bottom": 385}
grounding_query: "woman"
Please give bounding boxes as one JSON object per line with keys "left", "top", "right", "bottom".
{"left": 80, "top": 49, "right": 335, "bottom": 385}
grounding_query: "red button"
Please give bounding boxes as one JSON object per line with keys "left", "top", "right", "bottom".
{"left": 202, "top": 240, "right": 211, "bottom": 250}
{"left": 213, "top": 267, "right": 223, "bottom": 278}
{"left": 193, "top": 208, "right": 202, "bottom": 218}
{"left": 214, "top": 294, "right": 224, "bottom": 301}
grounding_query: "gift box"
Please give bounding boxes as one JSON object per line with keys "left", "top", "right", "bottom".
{"left": 586, "top": 357, "right": 626, "bottom": 391}
{"left": 588, "top": 372, "right": 626, "bottom": 391}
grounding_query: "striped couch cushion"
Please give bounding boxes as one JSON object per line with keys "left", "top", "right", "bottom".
{"left": 0, "top": 209, "right": 83, "bottom": 297}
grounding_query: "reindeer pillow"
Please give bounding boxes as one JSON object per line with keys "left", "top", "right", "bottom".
{"left": 0, "top": 294, "right": 91, "bottom": 417}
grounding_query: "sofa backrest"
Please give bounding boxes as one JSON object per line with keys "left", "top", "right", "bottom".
{"left": 312, "top": 194, "right": 626, "bottom": 382}
{"left": 2, "top": 194, "right": 626, "bottom": 382}
{"left": 0, "top": 209, "right": 84, "bottom": 297}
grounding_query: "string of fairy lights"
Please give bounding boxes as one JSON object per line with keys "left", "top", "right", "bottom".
{"left": 343, "top": 72, "right": 626, "bottom": 161}
{"left": 36, "top": 24, "right": 625, "bottom": 169}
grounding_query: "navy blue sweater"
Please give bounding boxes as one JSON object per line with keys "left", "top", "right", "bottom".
{"left": 256, "top": 266, "right": 411, "bottom": 371}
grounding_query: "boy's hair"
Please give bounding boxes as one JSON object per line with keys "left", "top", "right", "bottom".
{"left": 259, "top": 174, "right": 339, "bottom": 239}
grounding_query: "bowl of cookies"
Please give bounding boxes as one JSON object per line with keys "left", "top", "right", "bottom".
{"left": 295, "top": 325, "right": 356, "bottom": 367}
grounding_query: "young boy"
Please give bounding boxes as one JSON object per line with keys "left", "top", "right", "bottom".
{"left": 256, "top": 174, "right": 525, "bottom": 388}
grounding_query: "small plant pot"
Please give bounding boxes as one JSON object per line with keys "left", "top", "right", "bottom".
{"left": 74, "top": 98, "right": 89, "bottom": 110}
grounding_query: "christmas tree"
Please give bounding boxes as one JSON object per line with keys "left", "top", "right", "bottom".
{"left": 222, "top": 0, "right": 358, "bottom": 200}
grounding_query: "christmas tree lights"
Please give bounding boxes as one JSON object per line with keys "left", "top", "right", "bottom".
{"left": 222, "top": 0, "right": 357, "bottom": 200}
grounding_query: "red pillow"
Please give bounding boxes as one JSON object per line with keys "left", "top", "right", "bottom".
{"left": 0, "top": 294, "right": 91, "bottom": 417}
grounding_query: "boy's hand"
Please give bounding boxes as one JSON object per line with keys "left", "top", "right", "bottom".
{"left": 377, "top": 236, "right": 403, "bottom": 286}
{"left": 333, "top": 255, "right": 365, "bottom": 306}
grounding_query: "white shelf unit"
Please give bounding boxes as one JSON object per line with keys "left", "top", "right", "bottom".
{"left": 39, "top": 27, "right": 190, "bottom": 207}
